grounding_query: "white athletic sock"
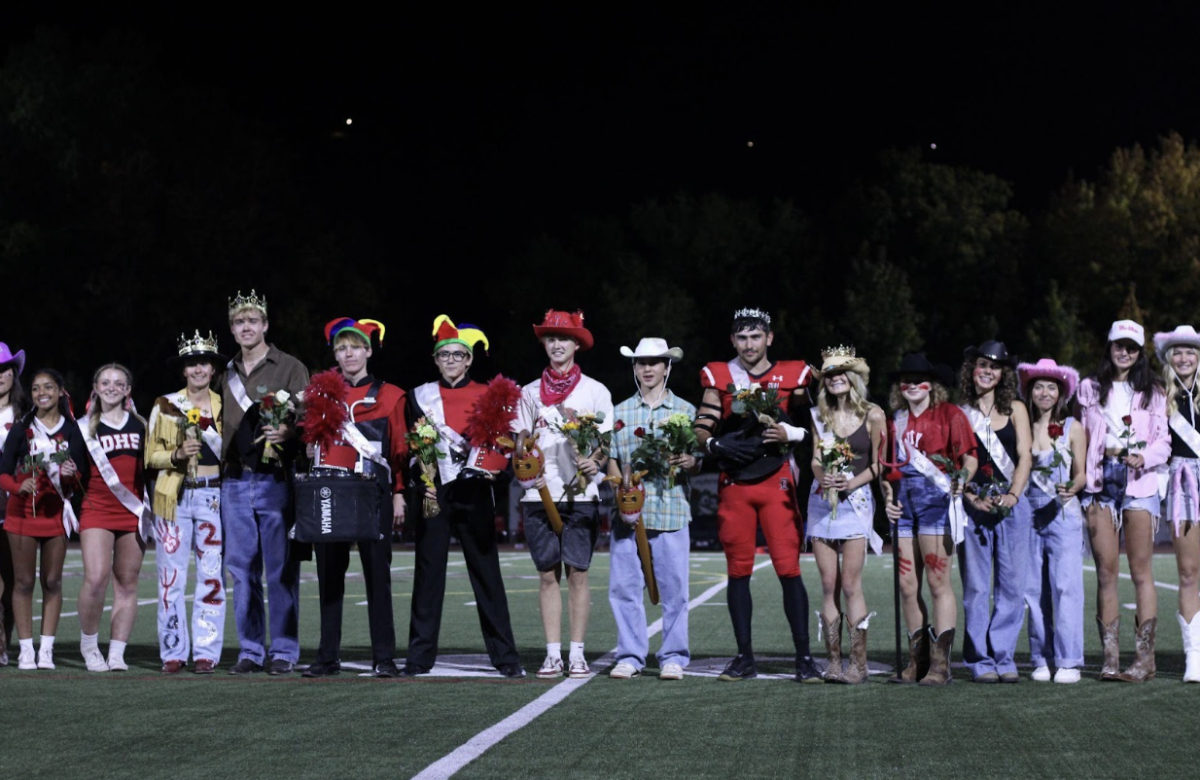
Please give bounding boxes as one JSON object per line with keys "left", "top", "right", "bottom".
{"left": 108, "top": 640, "right": 127, "bottom": 662}
{"left": 39, "top": 635, "right": 55, "bottom": 651}
{"left": 19, "top": 638, "right": 34, "bottom": 653}
{"left": 546, "top": 642, "right": 562, "bottom": 660}
{"left": 81, "top": 632, "right": 100, "bottom": 652}
{"left": 569, "top": 642, "right": 585, "bottom": 662}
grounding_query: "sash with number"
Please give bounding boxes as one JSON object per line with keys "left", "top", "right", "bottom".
{"left": 413, "top": 382, "right": 480, "bottom": 484}
{"left": 31, "top": 419, "right": 79, "bottom": 536}
{"left": 894, "top": 410, "right": 966, "bottom": 546}
{"left": 226, "top": 360, "right": 253, "bottom": 412}
{"left": 811, "top": 409, "right": 883, "bottom": 554}
{"left": 165, "top": 394, "right": 224, "bottom": 459}
{"left": 82, "top": 426, "right": 155, "bottom": 541}
{"left": 960, "top": 405, "right": 1015, "bottom": 482}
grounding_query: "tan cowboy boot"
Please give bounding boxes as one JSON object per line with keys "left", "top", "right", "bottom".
{"left": 918, "top": 627, "right": 955, "bottom": 686}
{"left": 821, "top": 613, "right": 845, "bottom": 683}
{"left": 889, "top": 625, "right": 930, "bottom": 683}
{"left": 842, "top": 613, "right": 873, "bottom": 685}
{"left": 1097, "top": 615, "right": 1120, "bottom": 681}
{"left": 1116, "top": 616, "right": 1156, "bottom": 683}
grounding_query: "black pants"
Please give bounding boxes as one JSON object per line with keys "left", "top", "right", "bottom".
{"left": 313, "top": 532, "right": 396, "bottom": 665}
{"left": 406, "top": 478, "right": 519, "bottom": 669}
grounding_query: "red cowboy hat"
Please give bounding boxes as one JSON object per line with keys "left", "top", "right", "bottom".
{"left": 532, "top": 310, "right": 593, "bottom": 351}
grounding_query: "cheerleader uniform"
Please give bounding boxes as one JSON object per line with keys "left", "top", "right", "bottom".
{"left": 0, "top": 416, "right": 86, "bottom": 537}
{"left": 79, "top": 413, "right": 145, "bottom": 532}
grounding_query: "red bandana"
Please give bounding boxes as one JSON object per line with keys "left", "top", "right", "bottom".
{"left": 540, "top": 365, "right": 582, "bottom": 406}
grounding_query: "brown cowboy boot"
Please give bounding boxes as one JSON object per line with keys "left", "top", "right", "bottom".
{"left": 918, "top": 627, "right": 955, "bottom": 686}
{"left": 888, "top": 625, "right": 930, "bottom": 683}
{"left": 1097, "top": 615, "right": 1121, "bottom": 681}
{"left": 821, "top": 613, "right": 845, "bottom": 683}
{"left": 1116, "top": 616, "right": 1157, "bottom": 683}
{"left": 0, "top": 603, "right": 6, "bottom": 664}
{"left": 842, "top": 613, "right": 873, "bottom": 684}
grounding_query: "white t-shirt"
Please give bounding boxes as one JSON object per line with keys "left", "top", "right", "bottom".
{"left": 514, "top": 374, "right": 614, "bottom": 502}
{"left": 1103, "top": 380, "right": 1135, "bottom": 450}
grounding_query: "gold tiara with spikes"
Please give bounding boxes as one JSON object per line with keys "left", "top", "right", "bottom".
{"left": 228, "top": 289, "right": 267, "bottom": 315}
{"left": 821, "top": 344, "right": 856, "bottom": 360}
{"left": 733, "top": 307, "right": 771, "bottom": 325}
{"left": 178, "top": 330, "right": 220, "bottom": 357}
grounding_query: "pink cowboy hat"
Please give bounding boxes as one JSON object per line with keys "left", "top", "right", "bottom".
{"left": 0, "top": 342, "right": 25, "bottom": 376}
{"left": 1017, "top": 358, "right": 1080, "bottom": 401}
{"left": 1153, "top": 325, "right": 1200, "bottom": 362}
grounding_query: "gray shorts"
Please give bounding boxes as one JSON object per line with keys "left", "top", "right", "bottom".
{"left": 524, "top": 501, "right": 600, "bottom": 572}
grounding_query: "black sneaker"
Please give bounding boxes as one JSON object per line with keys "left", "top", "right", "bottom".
{"left": 718, "top": 654, "right": 757, "bottom": 681}
{"left": 373, "top": 659, "right": 400, "bottom": 678}
{"left": 795, "top": 655, "right": 824, "bottom": 684}
{"left": 398, "top": 663, "right": 430, "bottom": 677}
{"left": 228, "top": 658, "right": 264, "bottom": 675}
{"left": 268, "top": 659, "right": 295, "bottom": 676}
{"left": 497, "top": 663, "right": 527, "bottom": 679}
{"left": 302, "top": 661, "right": 341, "bottom": 678}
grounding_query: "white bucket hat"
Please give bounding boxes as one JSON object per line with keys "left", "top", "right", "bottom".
{"left": 619, "top": 338, "right": 684, "bottom": 362}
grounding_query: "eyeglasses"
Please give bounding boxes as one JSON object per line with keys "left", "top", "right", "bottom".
{"left": 436, "top": 351, "right": 471, "bottom": 363}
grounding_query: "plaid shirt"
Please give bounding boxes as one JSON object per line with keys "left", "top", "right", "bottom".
{"left": 611, "top": 390, "right": 698, "bottom": 531}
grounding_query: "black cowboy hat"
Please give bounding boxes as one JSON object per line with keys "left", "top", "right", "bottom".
{"left": 888, "top": 352, "right": 956, "bottom": 388}
{"left": 963, "top": 340, "right": 1015, "bottom": 367}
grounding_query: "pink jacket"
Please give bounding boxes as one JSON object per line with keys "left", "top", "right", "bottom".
{"left": 1077, "top": 378, "right": 1169, "bottom": 497}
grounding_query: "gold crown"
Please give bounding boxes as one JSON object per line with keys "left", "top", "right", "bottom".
{"left": 821, "top": 344, "right": 856, "bottom": 360}
{"left": 178, "top": 330, "right": 219, "bottom": 357}
{"left": 228, "top": 289, "right": 267, "bottom": 314}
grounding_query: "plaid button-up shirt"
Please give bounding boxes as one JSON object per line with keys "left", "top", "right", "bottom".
{"left": 610, "top": 390, "right": 698, "bottom": 531}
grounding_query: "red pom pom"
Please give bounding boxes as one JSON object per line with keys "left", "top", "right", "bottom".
{"left": 464, "top": 375, "right": 522, "bottom": 449}
{"left": 300, "top": 369, "right": 349, "bottom": 448}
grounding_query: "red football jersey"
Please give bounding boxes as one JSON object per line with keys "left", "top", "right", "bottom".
{"left": 700, "top": 359, "right": 812, "bottom": 420}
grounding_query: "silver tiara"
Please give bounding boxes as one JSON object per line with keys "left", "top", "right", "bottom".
{"left": 733, "top": 307, "right": 771, "bottom": 325}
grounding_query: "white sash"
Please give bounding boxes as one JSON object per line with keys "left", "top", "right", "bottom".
{"left": 894, "top": 410, "right": 966, "bottom": 546}
{"left": 166, "top": 393, "right": 224, "bottom": 458}
{"left": 960, "top": 404, "right": 1015, "bottom": 482}
{"left": 225, "top": 361, "right": 253, "bottom": 412}
{"left": 82, "top": 424, "right": 155, "bottom": 541}
{"left": 31, "top": 419, "right": 78, "bottom": 535}
{"left": 339, "top": 420, "right": 392, "bottom": 478}
{"left": 726, "top": 359, "right": 752, "bottom": 390}
{"left": 414, "top": 382, "right": 480, "bottom": 484}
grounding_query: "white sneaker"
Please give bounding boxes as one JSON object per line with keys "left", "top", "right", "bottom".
{"left": 609, "top": 662, "right": 640, "bottom": 679}
{"left": 1031, "top": 665, "right": 1051, "bottom": 682}
{"left": 0, "top": 651, "right": 8, "bottom": 667}
{"left": 1054, "top": 667, "right": 1081, "bottom": 684}
{"left": 107, "top": 653, "right": 128, "bottom": 672}
{"left": 18, "top": 645, "right": 36, "bottom": 670}
{"left": 536, "top": 656, "right": 564, "bottom": 679}
{"left": 568, "top": 657, "right": 592, "bottom": 678}
{"left": 82, "top": 647, "right": 109, "bottom": 673}
{"left": 37, "top": 645, "right": 55, "bottom": 670}
{"left": 660, "top": 662, "right": 684, "bottom": 681}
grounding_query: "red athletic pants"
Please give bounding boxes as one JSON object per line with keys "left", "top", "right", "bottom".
{"left": 717, "top": 463, "right": 803, "bottom": 578}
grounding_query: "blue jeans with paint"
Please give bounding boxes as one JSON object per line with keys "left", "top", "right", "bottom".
{"left": 222, "top": 472, "right": 300, "bottom": 664}
{"left": 958, "top": 495, "right": 1032, "bottom": 677}
{"left": 608, "top": 521, "right": 691, "bottom": 670}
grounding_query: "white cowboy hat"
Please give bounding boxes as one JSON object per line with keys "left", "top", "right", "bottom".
{"left": 619, "top": 337, "right": 684, "bottom": 362}
{"left": 1154, "top": 325, "right": 1200, "bottom": 362}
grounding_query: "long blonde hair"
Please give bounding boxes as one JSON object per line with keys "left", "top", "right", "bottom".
{"left": 87, "top": 363, "right": 147, "bottom": 438}
{"left": 1163, "top": 345, "right": 1200, "bottom": 417}
{"left": 817, "top": 371, "right": 871, "bottom": 427}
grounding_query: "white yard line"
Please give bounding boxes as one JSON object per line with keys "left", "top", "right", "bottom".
{"left": 34, "top": 598, "right": 159, "bottom": 623}
{"left": 411, "top": 558, "right": 774, "bottom": 780}
{"left": 1082, "top": 564, "right": 1181, "bottom": 592}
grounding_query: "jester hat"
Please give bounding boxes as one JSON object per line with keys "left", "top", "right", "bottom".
{"left": 432, "top": 314, "right": 489, "bottom": 355}
{"left": 325, "top": 317, "right": 386, "bottom": 347}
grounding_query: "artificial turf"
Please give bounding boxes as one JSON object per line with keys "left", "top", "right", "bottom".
{"left": 1, "top": 547, "right": 1195, "bottom": 779}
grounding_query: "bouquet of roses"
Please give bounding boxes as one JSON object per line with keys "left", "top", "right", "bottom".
{"left": 816, "top": 436, "right": 856, "bottom": 518}
{"left": 405, "top": 416, "right": 445, "bottom": 517}
{"left": 554, "top": 408, "right": 612, "bottom": 487}
{"left": 727, "top": 382, "right": 787, "bottom": 454}
{"left": 970, "top": 464, "right": 1013, "bottom": 518}
{"left": 255, "top": 387, "right": 295, "bottom": 463}
{"left": 629, "top": 413, "right": 701, "bottom": 489}
{"left": 176, "top": 393, "right": 203, "bottom": 479}
{"left": 21, "top": 433, "right": 72, "bottom": 515}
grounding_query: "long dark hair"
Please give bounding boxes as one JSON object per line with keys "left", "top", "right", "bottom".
{"left": 0, "top": 362, "right": 29, "bottom": 417}
{"left": 1095, "top": 341, "right": 1164, "bottom": 409}
{"left": 18, "top": 368, "right": 74, "bottom": 428}
{"left": 958, "top": 360, "right": 1019, "bottom": 416}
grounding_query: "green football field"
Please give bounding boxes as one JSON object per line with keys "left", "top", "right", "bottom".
{"left": 2, "top": 545, "right": 1196, "bottom": 780}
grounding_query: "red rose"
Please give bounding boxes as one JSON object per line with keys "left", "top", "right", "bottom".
{"left": 262, "top": 396, "right": 276, "bottom": 410}
{"left": 1122, "top": 415, "right": 1132, "bottom": 426}
{"left": 634, "top": 427, "right": 646, "bottom": 438}
{"left": 1047, "top": 423, "right": 1064, "bottom": 439}
{"left": 981, "top": 464, "right": 994, "bottom": 477}
{"left": 26, "top": 428, "right": 34, "bottom": 441}
{"left": 614, "top": 419, "right": 625, "bottom": 432}
{"left": 885, "top": 469, "right": 903, "bottom": 483}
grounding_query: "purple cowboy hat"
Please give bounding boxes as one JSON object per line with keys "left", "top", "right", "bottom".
{"left": 0, "top": 342, "right": 25, "bottom": 376}
{"left": 1017, "top": 358, "right": 1079, "bottom": 401}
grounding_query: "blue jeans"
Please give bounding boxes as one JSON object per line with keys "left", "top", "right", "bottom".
{"left": 221, "top": 473, "right": 300, "bottom": 664}
{"left": 608, "top": 521, "right": 690, "bottom": 669}
{"left": 958, "top": 495, "right": 1032, "bottom": 677}
{"left": 1025, "top": 490, "right": 1085, "bottom": 669}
